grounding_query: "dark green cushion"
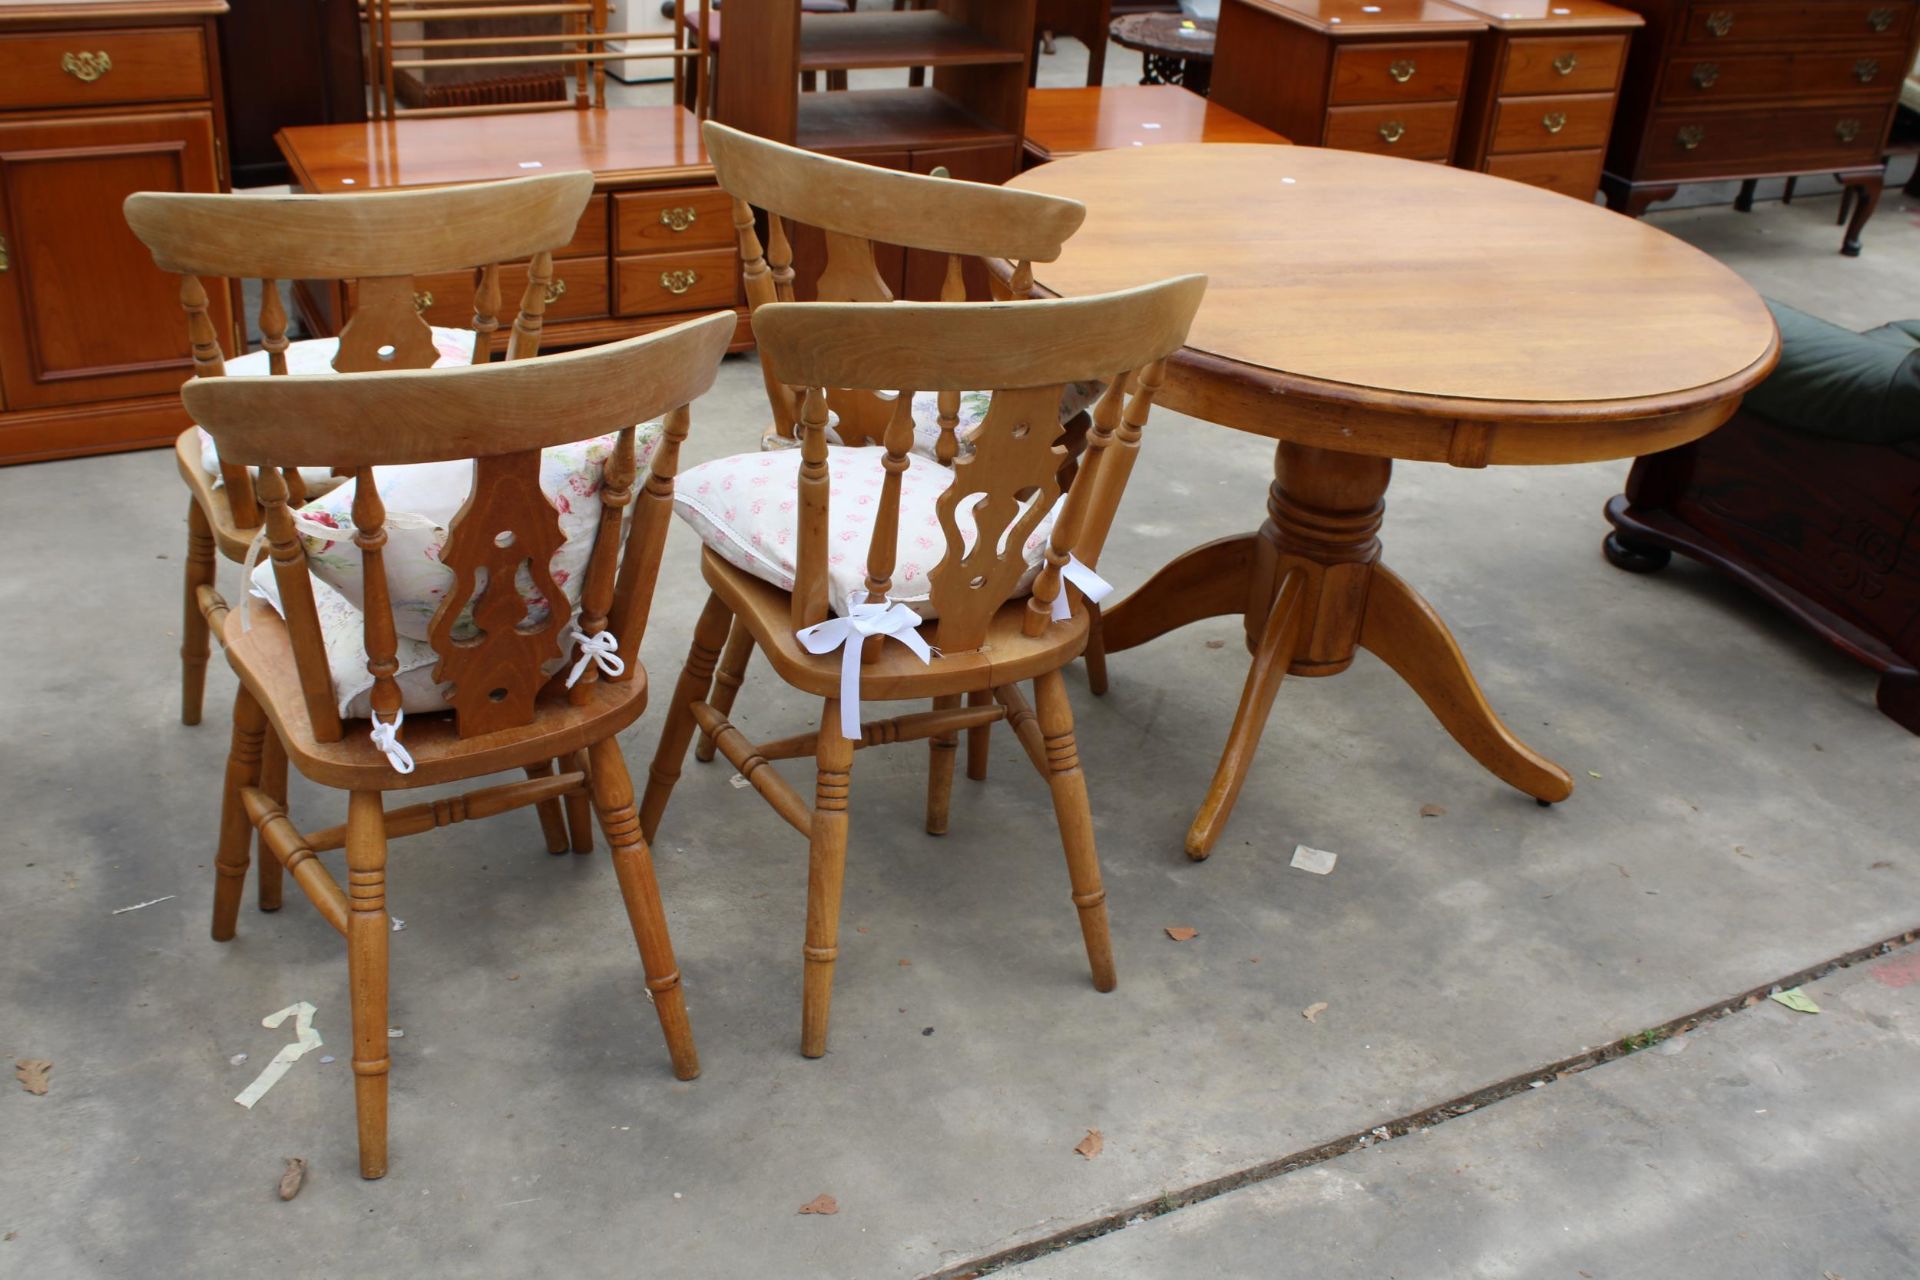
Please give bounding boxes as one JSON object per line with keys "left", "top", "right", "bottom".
{"left": 1744, "top": 300, "right": 1920, "bottom": 445}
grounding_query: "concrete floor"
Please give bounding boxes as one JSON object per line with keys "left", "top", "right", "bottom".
{"left": 5, "top": 21, "right": 1920, "bottom": 1280}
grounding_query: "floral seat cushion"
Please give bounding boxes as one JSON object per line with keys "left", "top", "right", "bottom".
{"left": 674, "top": 445, "right": 1059, "bottom": 620}
{"left": 196, "top": 328, "right": 474, "bottom": 489}
{"left": 247, "top": 423, "right": 662, "bottom": 715}
{"left": 761, "top": 383, "right": 1103, "bottom": 461}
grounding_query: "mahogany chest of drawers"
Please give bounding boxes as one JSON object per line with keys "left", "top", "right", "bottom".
{"left": 1599, "top": 0, "right": 1920, "bottom": 253}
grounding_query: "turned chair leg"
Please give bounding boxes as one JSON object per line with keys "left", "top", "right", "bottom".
{"left": 695, "top": 623, "right": 755, "bottom": 763}
{"left": 257, "top": 729, "right": 287, "bottom": 911}
{"left": 640, "top": 592, "right": 733, "bottom": 843}
{"left": 562, "top": 749, "right": 594, "bottom": 853}
{"left": 344, "top": 791, "right": 392, "bottom": 1179}
{"left": 182, "top": 499, "right": 216, "bottom": 726}
{"left": 801, "top": 700, "right": 855, "bottom": 1058}
{"left": 926, "top": 693, "right": 961, "bottom": 834}
{"left": 589, "top": 734, "right": 699, "bottom": 1080}
{"left": 211, "top": 685, "right": 267, "bottom": 941}
{"left": 1034, "top": 669, "right": 1117, "bottom": 992}
{"left": 524, "top": 759, "right": 572, "bottom": 854}
{"left": 964, "top": 688, "right": 993, "bottom": 781}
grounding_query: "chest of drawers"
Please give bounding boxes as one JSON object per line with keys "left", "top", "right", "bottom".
{"left": 1599, "top": 0, "right": 1920, "bottom": 253}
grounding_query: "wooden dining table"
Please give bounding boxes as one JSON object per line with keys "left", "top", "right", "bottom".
{"left": 1005, "top": 144, "right": 1779, "bottom": 859}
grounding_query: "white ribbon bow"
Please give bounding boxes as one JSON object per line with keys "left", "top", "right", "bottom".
{"left": 1050, "top": 554, "right": 1115, "bottom": 622}
{"left": 566, "top": 628, "right": 625, "bottom": 688}
{"left": 368, "top": 708, "right": 416, "bottom": 775}
{"left": 795, "top": 590, "right": 934, "bottom": 741}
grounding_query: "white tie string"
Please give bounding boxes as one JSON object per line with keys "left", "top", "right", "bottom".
{"left": 1050, "top": 553, "right": 1115, "bottom": 622}
{"left": 795, "top": 590, "right": 934, "bottom": 741}
{"left": 565, "top": 628, "right": 625, "bottom": 688}
{"left": 368, "top": 709, "right": 415, "bottom": 774}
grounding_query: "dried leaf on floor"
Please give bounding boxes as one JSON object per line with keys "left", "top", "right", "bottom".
{"left": 1204, "top": 639, "right": 1225, "bottom": 650}
{"left": 1073, "top": 1129, "right": 1103, "bottom": 1159}
{"left": 798, "top": 1193, "right": 839, "bottom": 1216}
{"left": 1770, "top": 987, "right": 1820, "bottom": 1014}
{"left": 1164, "top": 926, "right": 1198, "bottom": 942}
{"left": 277, "top": 1157, "right": 307, "bottom": 1202}
{"left": 14, "top": 1059, "right": 51, "bottom": 1096}
{"left": 898, "top": 958, "right": 912, "bottom": 967}
{"left": 1302, "top": 1002, "right": 1328, "bottom": 1022}
{"left": 1419, "top": 804, "right": 1446, "bottom": 818}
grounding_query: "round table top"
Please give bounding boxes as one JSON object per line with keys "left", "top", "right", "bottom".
{"left": 1108, "top": 13, "right": 1217, "bottom": 56}
{"left": 1006, "top": 145, "right": 1779, "bottom": 464}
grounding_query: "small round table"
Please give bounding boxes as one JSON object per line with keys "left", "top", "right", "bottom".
{"left": 1108, "top": 13, "right": 1217, "bottom": 95}
{"left": 1005, "top": 145, "right": 1778, "bottom": 858}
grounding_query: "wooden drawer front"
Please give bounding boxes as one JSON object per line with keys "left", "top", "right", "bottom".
{"left": 1323, "top": 101, "right": 1460, "bottom": 158}
{"left": 386, "top": 256, "right": 610, "bottom": 329}
{"left": 1643, "top": 104, "right": 1891, "bottom": 175}
{"left": 614, "top": 186, "right": 734, "bottom": 253}
{"left": 1681, "top": 2, "right": 1914, "bottom": 47}
{"left": 1499, "top": 35, "right": 1628, "bottom": 96}
{"left": 0, "top": 28, "right": 210, "bottom": 111}
{"left": 554, "top": 194, "right": 609, "bottom": 259}
{"left": 1489, "top": 92, "right": 1616, "bottom": 154}
{"left": 1661, "top": 50, "right": 1907, "bottom": 102}
{"left": 1485, "top": 147, "right": 1605, "bottom": 198}
{"left": 1329, "top": 42, "right": 1471, "bottom": 105}
{"left": 616, "top": 249, "right": 738, "bottom": 317}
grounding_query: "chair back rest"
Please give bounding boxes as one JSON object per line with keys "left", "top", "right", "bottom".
{"left": 702, "top": 121, "right": 1087, "bottom": 456}
{"left": 754, "top": 277, "right": 1206, "bottom": 653}
{"left": 182, "top": 311, "right": 735, "bottom": 745}
{"left": 125, "top": 171, "right": 596, "bottom": 527}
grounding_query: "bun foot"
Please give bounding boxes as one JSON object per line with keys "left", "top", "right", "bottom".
{"left": 1603, "top": 532, "right": 1671, "bottom": 574}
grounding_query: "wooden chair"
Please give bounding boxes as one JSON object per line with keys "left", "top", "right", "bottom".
{"left": 179, "top": 310, "right": 734, "bottom": 1178}
{"left": 638, "top": 276, "right": 1206, "bottom": 1058}
{"left": 129, "top": 172, "right": 599, "bottom": 859}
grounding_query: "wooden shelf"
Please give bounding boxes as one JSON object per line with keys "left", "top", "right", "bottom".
{"left": 795, "top": 87, "right": 1014, "bottom": 152}
{"left": 797, "top": 10, "right": 1027, "bottom": 71}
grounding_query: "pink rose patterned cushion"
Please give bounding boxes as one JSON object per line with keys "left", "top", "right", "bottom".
{"left": 674, "top": 445, "right": 1059, "bottom": 620}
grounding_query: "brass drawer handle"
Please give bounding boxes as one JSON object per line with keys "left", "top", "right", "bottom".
{"left": 412, "top": 290, "right": 433, "bottom": 313}
{"left": 1377, "top": 119, "right": 1406, "bottom": 143}
{"left": 1676, "top": 124, "right": 1705, "bottom": 150}
{"left": 1542, "top": 110, "right": 1568, "bottom": 134}
{"left": 544, "top": 277, "right": 568, "bottom": 304}
{"left": 1704, "top": 9, "right": 1733, "bottom": 35}
{"left": 1853, "top": 57, "right": 1880, "bottom": 83}
{"left": 660, "top": 268, "right": 699, "bottom": 295}
{"left": 1835, "top": 118, "right": 1861, "bottom": 143}
{"left": 659, "top": 206, "right": 698, "bottom": 233}
{"left": 1692, "top": 61, "right": 1720, "bottom": 88}
{"left": 1553, "top": 52, "right": 1579, "bottom": 75}
{"left": 1388, "top": 59, "right": 1416, "bottom": 83}
{"left": 0, "top": 232, "right": 8, "bottom": 273}
{"left": 61, "top": 51, "right": 113, "bottom": 82}
{"left": 1866, "top": 5, "right": 1894, "bottom": 30}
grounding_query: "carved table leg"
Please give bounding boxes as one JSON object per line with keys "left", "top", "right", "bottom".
{"left": 1838, "top": 173, "right": 1882, "bottom": 257}
{"left": 1098, "top": 534, "right": 1252, "bottom": 654}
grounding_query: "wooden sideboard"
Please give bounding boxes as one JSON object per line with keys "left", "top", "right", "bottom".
{"left": 1212, "top": 0, "right": 1488, "bottom": 165}
{"left": 1599, "top": 0, "right": 1920, "bottom": 253}
{"left": 275, "top": 107, "right": 750, "bottom": 353}
{"left": 1441, "top": 0, "right": 1643, "bottom": 199}
{"left": 0, "top": 0, "right": 235, "bottom": 465}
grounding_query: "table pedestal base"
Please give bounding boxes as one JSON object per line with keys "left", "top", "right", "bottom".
{"left": 1100, "top": 441, "right": 1575, "bottom": 858}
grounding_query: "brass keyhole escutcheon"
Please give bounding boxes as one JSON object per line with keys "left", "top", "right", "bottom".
{"left": 660, "top": 269, "right": 698, "bottom": 295}
{"left": 411, "top": 290, "right": 433, "bottom": 313}
{"left": 1704, "top": 9, "right": 1733, "bottom": 35}
{"left": 1676, "top": 124, "right": 1705, "bottom": 150}
{"left": 1552, "top": 52, "right": 1578, "bottom": 75}
{"left": 1388, "top": 59, "right": 1416, "bottom": 83}
{"left": 1542, "top": 111, "right": 1568, "bottom": 134}
{"left": 1853, "top": 58, "right": 1880, "bottom": 82}
{"left": 1692, "top": 62, "right": 1720, "bottom": 88}
{"left": 1866, "top": 6, "right": 1894, "bottom": 30}
{"left": 1834, "top": 118, "right": 1861, "bottom": 143}
{"left": 543, "top": 277, "right": 568, "bottom": 304}
{"left": 1377, "top": 120, "right": 1406, "bottom": 143}
{"left": 60, "top": 50, "right": 112, "bottom": 81}
{"left": 659, "top": 206, "right": 697, "bottom": 233}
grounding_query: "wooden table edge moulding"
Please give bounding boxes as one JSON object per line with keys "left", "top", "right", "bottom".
{"left": 1003, "top": 143, "right": 1779, "bottom": 859}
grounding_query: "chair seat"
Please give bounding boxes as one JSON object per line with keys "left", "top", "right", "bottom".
{"left": 703, "top": 548, "right": 1089, "bottom": 702}
{"left": 224, "top": 604, "right": 649, "bottom": 792}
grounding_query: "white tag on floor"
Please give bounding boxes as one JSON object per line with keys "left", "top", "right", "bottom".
{"left": 1290, "top": 844, "right": 1338, "bottom": 875}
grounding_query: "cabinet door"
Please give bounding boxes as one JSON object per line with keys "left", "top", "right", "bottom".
{"left": 906, "top": 141, "right": 1018, "bottom": 302}
{"left": 0, "top": 111, "right": 229, "bottom": 412}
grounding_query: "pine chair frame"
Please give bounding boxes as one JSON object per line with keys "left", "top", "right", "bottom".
{"left": 129, "top": 171, "right": 599, "bottom": 853}
{"left": 182, "top": 310, "right": 735, "bottom": 1178}
{"left": 638, "top": 278, "right": 1206, "bottom": 1059}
